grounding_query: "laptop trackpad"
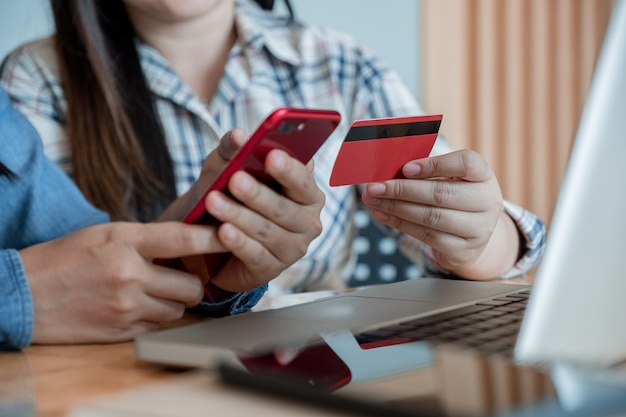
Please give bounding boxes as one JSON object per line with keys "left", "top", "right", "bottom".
{"left": 224, "top": 296, "right": 439, "bottom": 352}
{"left": 257, "top": 295, "right": 440, "bottom": 332}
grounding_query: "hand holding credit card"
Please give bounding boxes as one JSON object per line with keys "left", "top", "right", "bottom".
{"left": 329, "top": 114, "right": 442, "bottom": 186}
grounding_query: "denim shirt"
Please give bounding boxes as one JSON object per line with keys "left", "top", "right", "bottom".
{"left": 0, "top": 89, "right": 265, "bottom": 350}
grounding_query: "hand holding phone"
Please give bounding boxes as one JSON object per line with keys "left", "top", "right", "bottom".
{"left": 156, "top": 108, "right": 341, "bottom": 284}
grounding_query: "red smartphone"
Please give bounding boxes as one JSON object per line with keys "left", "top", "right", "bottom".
{"left": 157, "top": 107, "right": 341, "bottom": 280}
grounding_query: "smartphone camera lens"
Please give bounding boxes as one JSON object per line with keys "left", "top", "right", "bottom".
{"left": 278, "top": 122, "right": 296, "bottom": 133}
{"left": 278, "top": 122, "right": 307, "bottom": 133}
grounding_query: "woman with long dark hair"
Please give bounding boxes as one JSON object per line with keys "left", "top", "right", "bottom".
{"left": 0, "top": 0, "right": 547, "bottom": 294}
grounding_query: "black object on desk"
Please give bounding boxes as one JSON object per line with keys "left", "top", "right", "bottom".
{"left": 217, "top": 363, "right": 446, "bottom": 417}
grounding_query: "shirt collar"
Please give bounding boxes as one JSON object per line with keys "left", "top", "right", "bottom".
{"left": 136, "top": 0, "right": 303, "bottom": 115}
{"left": 234, "top": 0, "right": 302, "bottom": 66}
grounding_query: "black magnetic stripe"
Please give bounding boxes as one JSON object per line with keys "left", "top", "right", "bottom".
{"left": 344, "top": 120, "right": 441, "bottom": 142}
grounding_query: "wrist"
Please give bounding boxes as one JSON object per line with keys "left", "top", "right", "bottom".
{"left": 451, "top": 210, "right": 520, "bottom": 280}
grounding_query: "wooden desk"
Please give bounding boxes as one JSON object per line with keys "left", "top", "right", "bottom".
{"left": 1, "top": 340, "right": 556, "bottom": 417}
{"left": 1, "top": 341, "right": 176, "bottom": 416}
{"left": 0, "top": 281, "right": 557, "bottom": 417}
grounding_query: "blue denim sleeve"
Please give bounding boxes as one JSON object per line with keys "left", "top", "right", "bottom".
{"left": 0, "top": 250, "right": 33, "bottom": 350}
{"left": 0, "top": 93, "right": 109, "bottom": 249}
{"left": 191, "top": 284, "right": 268, "bottom": 317}
{"left": 0, "top": 88, "right": 109, "bottom": 350}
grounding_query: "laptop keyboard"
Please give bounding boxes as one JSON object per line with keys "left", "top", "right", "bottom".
{"left": 354, "top": 290, "right": 531, "bottom": 357}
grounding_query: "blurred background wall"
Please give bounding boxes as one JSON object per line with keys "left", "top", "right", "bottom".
{"left": 0, "top": 0, "right": 54, "bottom": 60}
{"left": 421, "top": 0, "right": 615, "bottom": 226}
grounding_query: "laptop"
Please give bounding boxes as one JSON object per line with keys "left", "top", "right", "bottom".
{"left": 135, "top": 0, "right": 626, "bottom": 383}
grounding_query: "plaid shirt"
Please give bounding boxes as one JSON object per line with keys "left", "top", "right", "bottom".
{"left": 0, "top": 0, "right": 545, "bottom": 294}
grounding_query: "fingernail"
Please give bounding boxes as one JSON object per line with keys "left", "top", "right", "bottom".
{"left": 367, "top": 182, "right": 386, "bottom": 196}
{"left": 272, "top": 151, "right": 286, "bottom": 171}
{"left": 220, "top": 225, "right": 237, "bottom": 243}
{"left": 404, "top": 162, "right": 421, "bottom": 176}
{"left": 209, "top": 193, "right": 229, "bottom": 213}
{"left": 235, "top": 173, "right": 253, "bottom": 194}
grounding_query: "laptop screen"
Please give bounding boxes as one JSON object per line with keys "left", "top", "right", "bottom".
{"left": 515, "top": 0, "right": 626, "bottom": 368}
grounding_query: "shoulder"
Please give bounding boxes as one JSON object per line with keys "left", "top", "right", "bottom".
{"left": 1, "top": 37, "right": 60, "bottom": 83}
{"left": 292, "top": 20, "right": 391, "bottom": 74}
{"left": 0, "top": 37, "right": 64, "bottom": 120}
{"left": 236, "top": 0, "right": 389, "bottom": 72}
{"left": 0, "top": 87, "right": 46, "bottom": 169}
{"left": 235, "top": 0, "right": 419, "bottom": 117}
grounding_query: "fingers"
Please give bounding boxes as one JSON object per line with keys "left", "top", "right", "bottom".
{"left": 367, "top": 205, "right": 493, "bottom": 271}
{"left": 105, "top": 222, "right": 220, "bottom": 305}
{"left": 128, "top": 222, "right": 223, "bottom": 305}
{"left": 264, "top": 149, "right": 325, "bottom": 206}
{"left": 131, "top": 294, "right": 190, "bottom": 323}
{"left": 99, "top": 252, "right": 204, "bottom": 325}
{"left": 205, "top": 149, "right": 323, "bottom": 241}
{"left": 203, "top": 150, "right": 325, "bottom": 292}
{"left": 363, "top": 150, "right": 502, "bottom": 213}
{"left": 217, "top": 127, "right": 249, "bottom": 160}
{"left": 141, "top": 265, "right": 205, "bottom": 307}
{"left": 403, "top": 149, "right": 493, "bottom": 182}
{"left": 368, "top": 199, "right": 483, "bottom": 237}
{"left": 95, "top": 228, "right": 206, "bottom": 312}
{"left": 364, "top": 179, "right": 494, "bottom": 213}
{"left": 121, "top": 222, "right": 227, "bottom": 260}
{"left": 210, "top": 223, "right": 276, "bottom": 292}
{"left": 362, "top": 176, "right": 501, "bottom": 243}
{"left": 160, "top": 129, "right": 250, "bottom": 223}
{"left": 193, "top": 128, "right": 250, "bottom": 199}
{"left": 360, "top": 149, "right": 507, "bottom": 277}
{"left": 24, "top": 222, "right": 217, "bottom": 345}
{"left": 200, "top": 128, "right": 247, "bottom": 179}
{"left": 205, "top": 185, "right": 310, "bottom": 266}
{"left": 102, "top": 292, "right": 191, "bottom": 329}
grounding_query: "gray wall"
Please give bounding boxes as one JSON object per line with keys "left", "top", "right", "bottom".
{"left": 0, "top": 0, "right": 53, "bottom": 59}
{"left": 0, "top": 0, "right": 422, "bottom": 100}
{"left": 285, "top": 0, "right": 422, "bottom": 101}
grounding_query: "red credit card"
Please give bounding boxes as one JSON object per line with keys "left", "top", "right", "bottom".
{"left": 329, "top": 114, "right": 442, "bottom": 186}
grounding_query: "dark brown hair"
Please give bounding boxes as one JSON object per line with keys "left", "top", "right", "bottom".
{"left": 51, "top": 0, "right": 174, "bottom": 221}
{"left": 51, "top": 0, "right": 292, "bottom": 221}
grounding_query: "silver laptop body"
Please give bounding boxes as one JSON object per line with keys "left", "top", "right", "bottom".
{"left": 135, "top": 278, "right": 528, "bottom": 368}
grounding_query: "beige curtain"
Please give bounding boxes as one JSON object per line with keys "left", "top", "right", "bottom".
{"left": 421, "top": 0, "right": 614, "bottom": 226}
